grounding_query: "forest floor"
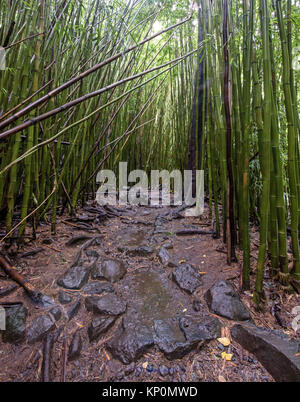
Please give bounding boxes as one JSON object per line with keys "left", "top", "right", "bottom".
{"left": 0, "top": 198, "right": 300, "bottom": 382}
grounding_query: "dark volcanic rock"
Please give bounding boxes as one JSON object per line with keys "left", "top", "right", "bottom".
{"left": 85, "top": 294, "right": 126, "bottom": 316}
{"left": 179, "top": 315, "right": 221, "bottom": 342}
{"left": 154, "top": 318, "right": 197, "bottom": 360}
{"left": 85, "top": 250, "right": 100, "bottom": 259}
{"left": 68, "top": 330, "right": 82, "bottom": 361}
{"left": 92, "top": 258, "right": 126, "bottom": 283}
{"left": 1, "top": 303, "right": 27, "bottom": 343}
{"left": 67, "top": 297, "right": 81, "bottom": 321}
{"left": 106, "top": 316, "right": 154, "bottom": 364}
{"left": 205, "top": 280, "right": 251, "bottom": 321}
{"left": 32, "top": 292, "right": 56, "bottom": 308}
{"left": 0, "top": 284, "right": 18, "bottom": 298}
{"left": 27, "top": 314, "right": 56, "bottom": 343}
{"left": 49, "top": 306, "right": 62, "bottom": 321}
{"left": 192, "top": 299, "right": 204, "bottom": 312}
{"left": 57, "top": 265, "right": 90, "bottom": 290}
{"left": 159, "top": 365, "right": 169, "bottom": 377}
{"left": 58, "top": 290, "right": 73, "bottom": 304}
{"left": 83, "top": 281, "right": 114, "bottom": 295}
{"left": 126, "top": 246, "right": 154, "bottom": 257}
{"left": 88, "top": 316, "right": 116, "bottom": 341}
{"left": 232, "top": 323, "right": 300, "bottom": 382}
{"left": 157, "top": 247, "right": 171, "bottom": 265}
{"left": 172, "top": 264, "right": 202, "bottom": 294}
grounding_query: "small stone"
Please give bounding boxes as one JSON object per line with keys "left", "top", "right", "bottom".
{"left": 146, "top": 365, "right": 154, "bottom": 373}
{"left": 58, "top": 290, "right": 73, "bottom": 304}
{"left": 82, "top": 281, "right": 114, "bottom": 295}
{"left": 88, "top": 316, "right": 116, "bottom": 341}
{"left": 92, "top": 258, "right": 127, "bottom": 283}
{"left": 67, "top": 297, "right": 81, "bottom": 321}
{"left": 205, "top": 280, "right": 251, "bottom": 321}
{"left": 27, "top": 314, "right": 56, "bottom": 343}
{"left": 124, "top": 363, "right": 135, "bottom": 375}
{"left": 159, "top": 365, "right": 169, "bottom": 377}
{"left": 157, "top": 247, "right": 171, "bottom": 265}
{"left": 85, "top": 250, "right": 99, "bottom": 258}
{"left": 68, "top": 330, "right": 82, "bottom": 361}
{"left": 49, "top": 306, "right": 62, "bottom": 321}
{"left": 179, "top": 315, "right": 222, "bottom": 342}
{"left": 57, "top": 265, "right": 90, "bottom": 290}
{"left": 1, "top": 303, "right": 27, "bottom": 343}
{"left": 126, "top": 246, "right": 154, "bottom": 257}
{"left": 42, "top": 239, "right": 52, "bottom": 245}
{"left": 192, "top": 299, "right": 204, "bottom": 312}
{"left": 85, "top": 294, "right": 126, "bottom": 316}
{"left": 172, "top": 264, "right": 202, "bottom": 294}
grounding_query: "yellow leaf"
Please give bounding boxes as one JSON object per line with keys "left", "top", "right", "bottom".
{"left": 217, "top": 337, "right": 231, "bottom": 347}
{"left": 221, "top": 352, "right": 232, "bottom": 361}
{"left": 179, "top": 260, "right": 186, "bottom": 264}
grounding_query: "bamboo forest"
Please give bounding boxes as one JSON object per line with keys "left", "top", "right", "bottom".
{"left": 0, "top": 0, "right": 300, "bottom": 384}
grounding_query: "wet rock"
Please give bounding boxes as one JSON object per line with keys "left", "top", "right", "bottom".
{"left": 85, "top": 250, "right": 100, "bottom": 259}
{"left": 205, "top": 280, "right": 251, "bottom": 321}
{"left": 157, "top": 247, "right": 171, "bottom": 265}
{"left": 32, "top": 292, "right": 56, "bottom": 308}
{"left": 27, "top": 314, "right": 56, "bottom": 343}
{"left": 106, "top": 316, "right": 154, "bottom": 364}
{"left": 1, "top": 303, "right": 27, "bottom": 343}
{"left": 172, "top": 264, "right": 202, "bottom": 294}
{"left": 124, "top": 363, "right": 135, "bottom": 375}
{"left": 83, "top": 281, "right": 114, "bottom": 295}
{"left": 231, "top": 323, "right": 300, "bottom": 382}
{"left": 58, "top": 290, "right": 73, "bottom": 304}
{"left": 92, "top": 258, "right": 126, "bottom": 283}
{"left": 146, "top": 365, "right": 154, "bottom": 373}
{"left": 68, "top": 330, "right": 82, "bottom": 361}
{"left": 154, "top": 318, "right": 197, "bottom": 360}
{"left": 0, "top": 284, "right": 18, "bottom": 298}
{"left": 179, "top": 315, "right": 221, "bottom": 342}
{"left": 67, "top": 297, "right": 81, "bottom": 321}
{"left": 88, "top": 316, "right": 116, "bottom": 341}
{"left": 85, "top": 294, "right": 126, "bottom": 316}
{"left": 159, "top": 365, "right": 169, "bottom": 377}
{"left": 49, "top": 306, "right": 62, "bottom": 321}
{"left": 126, "top": 246, "right": 154, "bottom": 257}
{"left": 57, "top": 265, "right": 90, "bottom": 290}
{"left": 192, "top": 299, "right": 204, "bottom": 312}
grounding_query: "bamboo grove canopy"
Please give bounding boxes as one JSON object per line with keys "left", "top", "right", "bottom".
{"left": 0, "top": 0, "right": 300, "bottom": 306}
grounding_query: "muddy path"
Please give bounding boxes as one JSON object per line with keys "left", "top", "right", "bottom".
{"left": 0, "top": 201, "right": 299, "bottom": 382}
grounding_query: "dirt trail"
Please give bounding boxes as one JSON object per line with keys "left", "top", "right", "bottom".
{"left": 1, "top": 201, "right": 299, "bottom": 382}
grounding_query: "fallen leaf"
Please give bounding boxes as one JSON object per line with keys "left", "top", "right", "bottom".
{"left": 179, "top": 260, "right": 186, "bottom": 264}
{"left": 218, "top": 375, "right": 226, "bottom": 382}
{"left": 104, "top": 349, "right": 110, "bottom": 361}
{"left": 217, "top": 337, "right": 231, "bottom": 347}
{"left": 142, "top": 362, "right": 148, "bottom": 369}
{"left": 221, "top": 352, "right": 232, "bottom": 361}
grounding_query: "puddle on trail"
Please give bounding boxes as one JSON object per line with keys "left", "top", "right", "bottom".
{"left": 117, "top": 228, "right": 150, "bottom": 248}
{"left": 121, "top": 268, "right": 191, "bottom": 329}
